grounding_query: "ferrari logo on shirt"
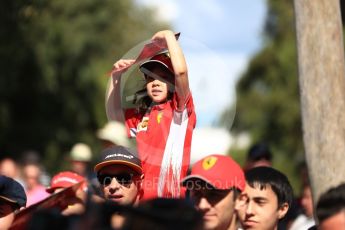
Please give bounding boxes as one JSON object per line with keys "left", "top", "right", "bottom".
{"left": 202, "top": 156, "right": 218, "bottom": 170}
{"left": 157, "top": 112, "right": 163, "bottom": 124}
{"left": 137, "top": 117, "right": 149, "bottom": 132}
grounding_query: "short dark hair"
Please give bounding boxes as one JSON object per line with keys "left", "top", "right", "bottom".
{"left": 316, "top": 183, "right": 345, "bottom": 223}
{"left": 245, "top": 167, "right": 293, "bottom": 208}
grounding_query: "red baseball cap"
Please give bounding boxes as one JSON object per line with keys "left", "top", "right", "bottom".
{"left": 139, "top": 51, "right": 175, "bottom": 85}
{"left": 46, "top": 171, "right": 85, "bottom": 193}
{"left": 181, "top": 154, "right": 245, "bottom": 191}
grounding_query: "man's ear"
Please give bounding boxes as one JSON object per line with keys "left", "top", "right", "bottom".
{"left": 137, "top": 173, "right": 144, "bottom": 200}
{"left": 235, "top": 193, "right": 248, "bottom": 211}
{"left": 139, "top": 188, "right": 144, "bottom": 200}
{"left": 277, "top": 202, "right": 289, "bottom": 219}
{"left": 234, "top": 200, "right": 241, "bottom": 212}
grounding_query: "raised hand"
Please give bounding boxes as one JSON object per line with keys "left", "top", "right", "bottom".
{"left": 112, "top": 59, "right": 135, "bottom": 76}
{"left": 151, "top": 30, "right": 175, "bottom": 49}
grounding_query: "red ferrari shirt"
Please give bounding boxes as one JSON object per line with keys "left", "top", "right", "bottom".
{"left": 125, "top": 93, "right": 196, "bottom": 200}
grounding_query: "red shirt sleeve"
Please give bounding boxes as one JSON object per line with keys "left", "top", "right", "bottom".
{"left": 124, "top": 109, "right": 143, "bottom": 137}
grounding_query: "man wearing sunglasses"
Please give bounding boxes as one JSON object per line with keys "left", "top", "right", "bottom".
{"left": 181, "top": 154, "right": 246, "bottom": 230}
{"left": 94, "top": 145, "right": 144, "bottom": 206}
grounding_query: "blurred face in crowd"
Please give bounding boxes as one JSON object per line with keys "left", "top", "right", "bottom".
{"left": 145, "top": 68, "right": 169, "bottom": 103}
{"left": 98, "top": 165, "right": 142, "bottom": 206}
{"left": 189, "top": 184, "right": 237, "bottom": 230}
{"left": 23, "top": 164, "right": 41, "bottom": 190}
{"left": 236, "top": 183, "right": 289, "bottom": 230}
{"left": 319, "top": 211, "right": 345, "bottom": 230}
{"left": 0, "top": 199, "right": 17, "bottom": 229}
{"left": 0, "top": 158, "right": 19, "bottom": 179}
{"left": 301, "top": 185, "right": 314, "bottom": 218}
{"left": 71, "top": 161, "right": 88, "bottom": 177}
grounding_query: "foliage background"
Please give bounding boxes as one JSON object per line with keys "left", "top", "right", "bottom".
{"left": 2, "top": 0, "right": 345, "bottom": 190}
{"left": 0, "top": 0, "right": 169, "bottom": 173}
{"left": 220, "top": 0, "right": 345, "bottom": 193}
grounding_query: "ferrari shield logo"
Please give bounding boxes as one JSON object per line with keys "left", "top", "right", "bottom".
{"left": 202, "top": 156, "right": 218, "bottom": 170}
{"left": 137, "top": 116, "right": 149, "bottom": 132}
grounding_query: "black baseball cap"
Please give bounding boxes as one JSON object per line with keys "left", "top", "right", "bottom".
{"left": 0, "top": 175, "right": 27, "bottom": 208}
{"left": 139, "top": 51, "right": 175, "bottom": 86}
{"left": 94, "top": 146, "right": 142, "bottom": 175}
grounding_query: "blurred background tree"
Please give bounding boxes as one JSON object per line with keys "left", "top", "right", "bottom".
{"left": 0, "top": 0, "right": 169, "bottom": 172}
{"left": 220, "top": 0, "right": 345, "bottom": 191}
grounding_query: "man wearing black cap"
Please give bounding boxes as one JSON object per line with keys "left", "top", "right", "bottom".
{"left": 0, "top": 175, "right": 27, "bottom": 229}
{"left": 94, "top": 145, "right": 143, "bottom": 206}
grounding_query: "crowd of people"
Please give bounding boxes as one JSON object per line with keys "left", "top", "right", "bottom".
{"left": 1, "top": 30, "right": 345, "bottom": 230}
{"left": 1, "top": 144, "right": 344, "bottom": 230}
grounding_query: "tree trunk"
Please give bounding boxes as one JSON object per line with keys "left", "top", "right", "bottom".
{"left": 294, "top": 0, "right": 345, "bottom": 204}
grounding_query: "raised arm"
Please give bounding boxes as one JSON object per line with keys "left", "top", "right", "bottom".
{"left": 151, "top": 30, "right": 190, "bottom": 110}
{"left": 106, "top": 59, "right": 135, "bottom": 122}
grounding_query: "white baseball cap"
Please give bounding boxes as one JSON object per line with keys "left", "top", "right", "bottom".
{"left": 70, "top": 143, "right": 92, "bottom": 162}
{"left": 96, "top": 121, "right": 131, "bottom": 148}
